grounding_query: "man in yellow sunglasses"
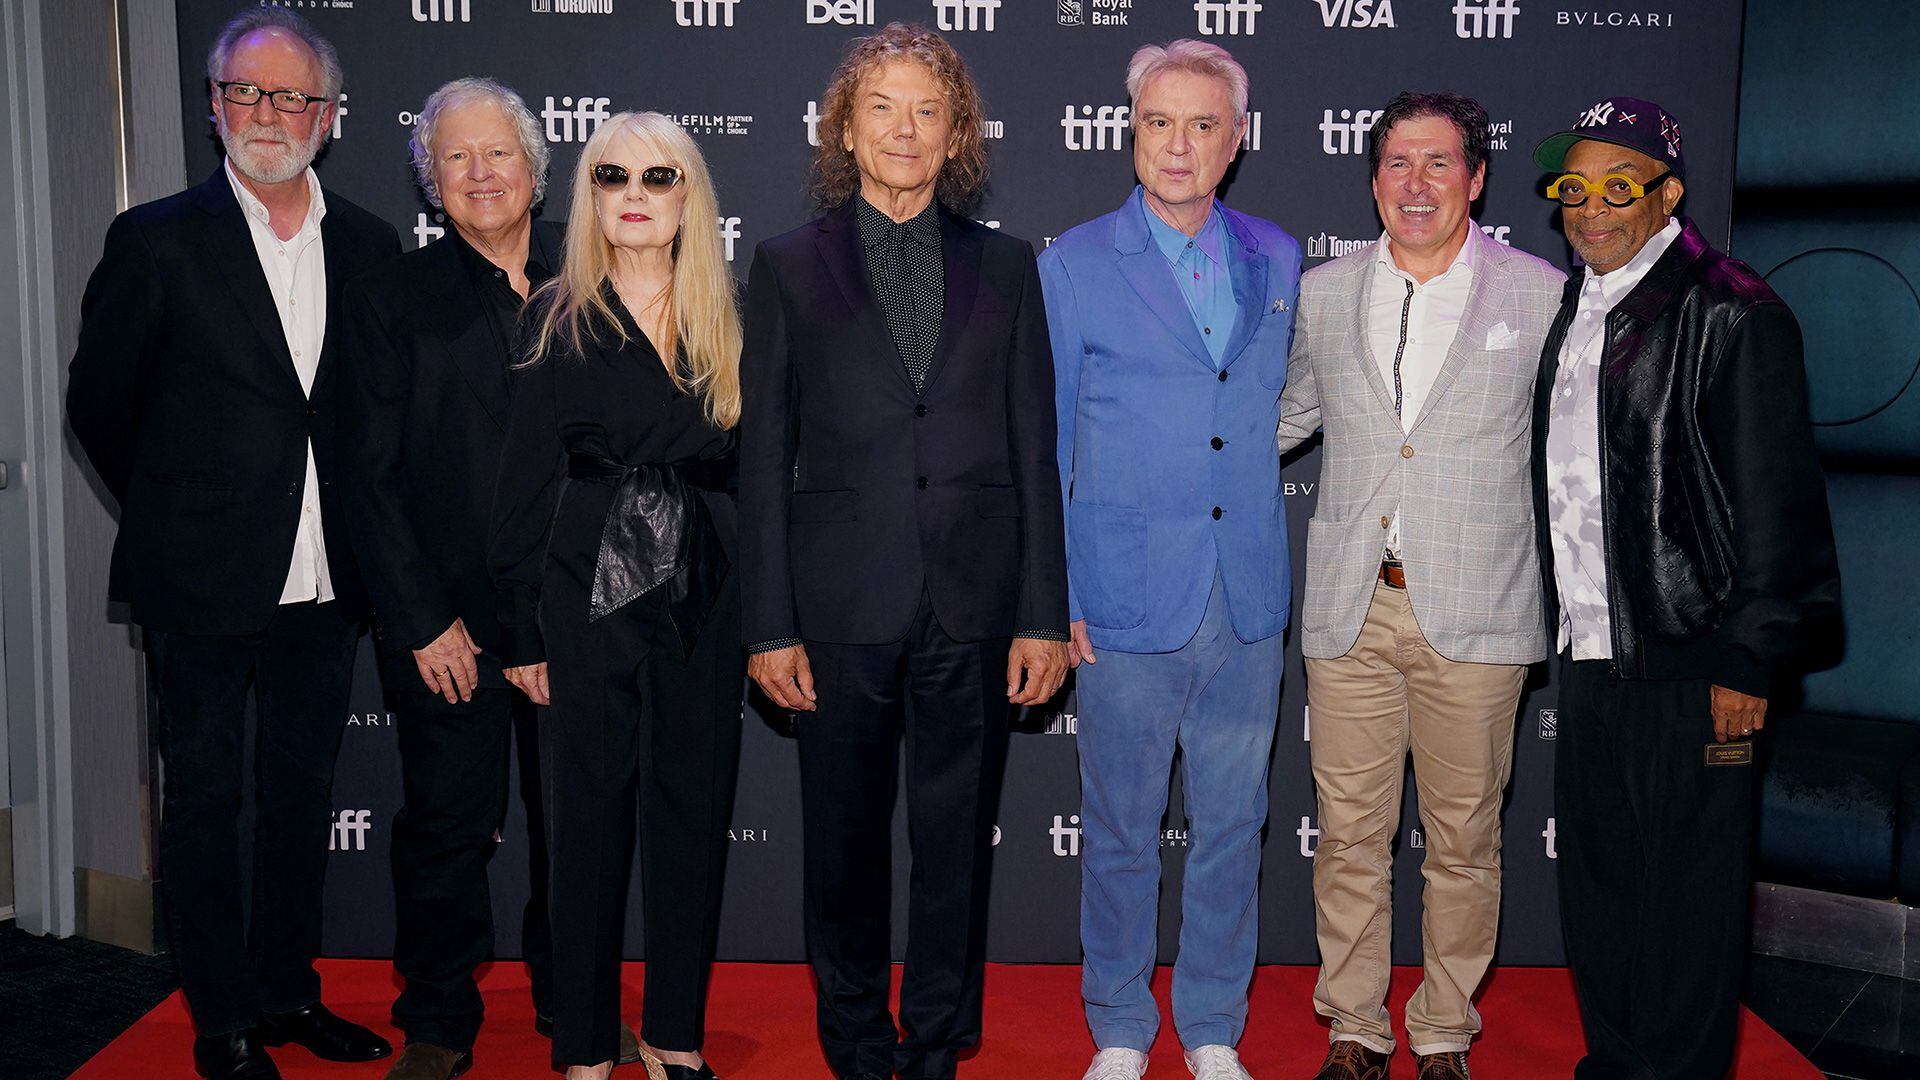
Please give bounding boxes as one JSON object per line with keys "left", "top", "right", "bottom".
{"left": 1530, "top": 98, "right": 1840, "bottom": 1080}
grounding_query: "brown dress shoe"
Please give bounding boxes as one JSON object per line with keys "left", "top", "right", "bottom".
{"left": 1311, "top": 1041, "right": 1390, "bottom": 1080}
{"left": 382, "top": 1043, "right": 472, "bottom": 1080}
{"left": 1415, "top": 1050, "right": 1471, "bottom": 1079}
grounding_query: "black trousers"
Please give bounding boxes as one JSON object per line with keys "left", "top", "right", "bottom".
{"left": 1556, "top": 657, "right": 1757, "bottom": 1080}
{"left": 148, "top": 600, "right": 359, "bottom": 1036}
{"left": 541, "top": 574, "right": 743, "bottom": 1068}
{"left": 388, "top": 687, "right": 553, "bottom": 1051}
{"left": 798, "top": 594, "right": 1012, "bottom": 1080}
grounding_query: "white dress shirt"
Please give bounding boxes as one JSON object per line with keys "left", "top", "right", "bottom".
{"left": 225, "top": 161, "right": 335, "bottom": 605}
{"left": 1545, "top": 215, "right": 1683, "bottom": 658}
{"left": 1367, "top": 227, "right": 1476, "bottom": 556}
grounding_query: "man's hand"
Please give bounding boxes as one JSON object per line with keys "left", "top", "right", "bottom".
{"left": 1007, "top": 638, "right": 1069, "bottom": 706}
{"left": 750, "top": 644, "right": 818, "bottom": 712}
{"left": 504, "top": 662, "right": 550, "bottom": 706}
{"left": 1711, "top": 684, "right": 1767, "bottom": 743}
{"left": 414, "top": 617, "right": 484, "bottom": 703}
{"left": 1068, "top": 619, "right": 1097, "bottom": 669}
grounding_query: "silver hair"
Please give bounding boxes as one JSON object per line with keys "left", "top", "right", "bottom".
{"left": 206, "top": 6, "right": 343, "bottom": 100}
{"left": 1124, "top": 39, "right": 1249, "bottom": 122}
{"left": 409, "top": 77, "right": 552, "bottom": 209}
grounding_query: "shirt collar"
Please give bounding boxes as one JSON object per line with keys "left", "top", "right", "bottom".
{"left": 855, "top": 193, "right": 941, "bottom": 250}
{"left": 224, "top": 159, "right": 326, "bottom": 232}
{"left": 449, "top": 220, "right": 554, "bottom": 283}
{"left": 1373, "top": 221, "right": 1477, "bottom": 287}
{"left": 1144, "top": 198, "right": 1227, "bottom": 269}
{"left": 1584, "top": 216, "right": 1682, "bottom": 304}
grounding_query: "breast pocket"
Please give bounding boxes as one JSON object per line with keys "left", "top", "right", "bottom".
{"left": 1255, "top": 309, "right": 1295, "bottom": 389}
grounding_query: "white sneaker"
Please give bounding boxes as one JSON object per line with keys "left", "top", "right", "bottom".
{"left": 1083, "top": 1047, "right": 1149, "bottom": 1080}
{"left": 1184, "top": 1044, "right": 1253, "bottom": 1080}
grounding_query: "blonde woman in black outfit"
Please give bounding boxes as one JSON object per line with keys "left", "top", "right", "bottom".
{"left": 489, "top": 111, "right": 742, "bottom": 1080}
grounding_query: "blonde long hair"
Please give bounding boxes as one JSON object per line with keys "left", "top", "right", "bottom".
{"left": 523, "top": 111, "right": 741, "bottom": 429}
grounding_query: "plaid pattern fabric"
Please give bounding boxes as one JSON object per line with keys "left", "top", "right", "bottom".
{"left": 1278, "top": 229, "right": 1566, "bottom": 665}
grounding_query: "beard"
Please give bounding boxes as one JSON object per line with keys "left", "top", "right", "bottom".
{"left": 219, "top": 114, "right": 328, "bottom": 185}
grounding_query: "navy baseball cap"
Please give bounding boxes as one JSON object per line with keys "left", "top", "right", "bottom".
{"left": 1533, "top": 97, "right": 1686, "bottom": 180}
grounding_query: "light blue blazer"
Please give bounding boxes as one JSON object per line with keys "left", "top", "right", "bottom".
{"left": 1041, "top": 188, "right": 1302, "bottom": 653}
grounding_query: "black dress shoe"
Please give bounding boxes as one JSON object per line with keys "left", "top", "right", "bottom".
{"left": 658, "top": 1065, "right": 719, "bottom": 1080}
{"left": 192, "top": 1030, "right": 281, "bottom": 1080}
{"left": 256, "top": 1002, "right": 393, "bottom": 1062}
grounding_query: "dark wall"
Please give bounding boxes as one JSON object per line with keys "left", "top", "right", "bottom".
{"left": 173, "top": 0, "right": 1747, "bottom": 965}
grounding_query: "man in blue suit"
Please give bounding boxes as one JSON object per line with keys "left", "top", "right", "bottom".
{"left": 1040, "top": 39, "right": 1301, "bottom": 1080}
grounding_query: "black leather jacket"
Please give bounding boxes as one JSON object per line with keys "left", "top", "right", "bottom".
{"left": 1531, "top": 219, "right": 1840, "bottom": 696}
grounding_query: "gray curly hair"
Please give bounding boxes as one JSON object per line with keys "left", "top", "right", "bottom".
{"left": 409, "top": 77, "right": 551, "bottom": 209}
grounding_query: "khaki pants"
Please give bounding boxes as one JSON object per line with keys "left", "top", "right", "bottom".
{"left": 1307, "top": 582, "right": 1525, "bottom": 1055}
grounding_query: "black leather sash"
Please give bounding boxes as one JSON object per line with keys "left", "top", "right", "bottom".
{"left": 567, "top": 452, "right": 729, "bottom": 658}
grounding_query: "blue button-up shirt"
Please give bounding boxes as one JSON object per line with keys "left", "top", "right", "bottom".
{"left": 1144, "top": 199, "right": 1238, "bottom": 367}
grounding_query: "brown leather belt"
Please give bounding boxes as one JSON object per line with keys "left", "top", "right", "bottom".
{"left": 1379, "top": 559, "right": 1406, "bottom": 590}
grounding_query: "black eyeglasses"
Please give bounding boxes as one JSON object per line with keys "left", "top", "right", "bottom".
{"left": 217, "top": 80, "right": 331, "bottom": 114}
{"left": 591, "top": 163, "right": 684, "bottom": 195}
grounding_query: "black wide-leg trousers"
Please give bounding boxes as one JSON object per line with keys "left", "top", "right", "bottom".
{"left": 388, "top": 687, "right": 553, "bottom": 1051}
{"left": 148, "top": 600, "right": 359, "bottom": 1036}
{"left": 540, "top": 573, "right": 744, "bottom": 1069}
{"left": 1555, "top": 657, "right": 1757, "bottom": 1080}
{"left": 797, "top": 594, "right": 1012, "bottom": 1080}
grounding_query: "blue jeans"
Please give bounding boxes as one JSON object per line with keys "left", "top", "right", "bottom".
{"left": 1076, "top": 571, "right": 1285, "bottom": 1051}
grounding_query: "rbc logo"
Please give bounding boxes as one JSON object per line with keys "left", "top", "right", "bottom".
{"left": 330, "top": 809, "right": 372, "bottom": 852}
{"left": 1062, "top": 105, "right": 1130, "bottom": 151}
{"left": 807, "top": 0, "right": 874, "bottom": 23}
{"left": 543, "top": 96, "right": 613, "bottom": 143}
{"left": 1454, "top": 0, "right": 1519, "bottom": 38}
{"left": 1195, "top": 0, "right": 1261, "bottom": 35}
{"left": 1050, "top": 814, "right": 1083, "bottom": 856}
{"left": 934, "top": 0, "right": 1001, "bottom": 31}
{"left": 1319, "top": 107, "right": 1381, "bottom": 155}
{"left": 412, "top": 0, "right": 471, "bottom": 21}
{"left": 675, "top": 0, "right": 739, "bottom": 26}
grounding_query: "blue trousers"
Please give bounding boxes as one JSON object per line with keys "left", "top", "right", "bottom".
{"left": 1076, "top": 572, "right": 1285, "bottom": 1051}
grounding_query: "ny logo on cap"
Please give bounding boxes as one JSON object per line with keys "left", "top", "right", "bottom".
{"left": 1578, "top": 100, "right": 1616, "bottom": 128}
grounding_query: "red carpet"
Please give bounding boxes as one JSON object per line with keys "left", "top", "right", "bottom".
{"left": 77, "top": 961, "right": 1820, "bottom": 1078}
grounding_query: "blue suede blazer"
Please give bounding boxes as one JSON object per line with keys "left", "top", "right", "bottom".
{"left": 1041, "top": 188, "right": 1302, "bottom": 653}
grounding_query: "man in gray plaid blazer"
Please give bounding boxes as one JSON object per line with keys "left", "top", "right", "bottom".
{"left": 1277, "top": 93, "right": 1564, "bottom": 1080}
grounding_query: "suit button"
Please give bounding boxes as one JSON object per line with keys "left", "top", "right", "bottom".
{"left": 915, "top": 404, "right": 928, "bottom": 417}
{"left": 1210, "top": 436, "right": 1223, "bottom": 450}
{"left": 1401, "top": 444, "right": 1415, "bottom": 459}
{"left": 916, "top": 476, "right": 929, "bottom": 490}
{"left": 1217, "top": 370, "right": 1228, "bottom": 382}
{"left": 287, "top": 483, "right": 298, "bottom": 495}
{"left": 1381, "top": 515, "right": 1392, "bottom": 529}
{"left": 306, "top": 407, "right": 316, "bottom": 417}
{"left": 1211, "top": 506, "right": 1222, "bottom": 520}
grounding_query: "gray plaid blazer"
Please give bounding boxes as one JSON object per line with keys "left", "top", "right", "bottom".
{"left": 1279, "top": 228, "right": 1565, "bottom": 664}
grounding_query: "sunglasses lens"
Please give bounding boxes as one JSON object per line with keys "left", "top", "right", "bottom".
{"left": 591, "top": 163, "right": 628, "bottom": 190}
{"left": 640, "top": 166, "right": 681, "bottom": 194}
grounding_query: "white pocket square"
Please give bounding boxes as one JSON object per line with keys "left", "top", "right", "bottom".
{"left": 1484, "top": 322, "right": 1522, "bottom": 350}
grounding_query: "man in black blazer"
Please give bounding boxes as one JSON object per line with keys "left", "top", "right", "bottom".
{"left": 66, "top": 10, "right": 397, "bottom": 1080}
{"left": 337, "top": 78, "right": 637, "bottom": 1080}
{"left": 739, "top": 27, "right": 1068, "bottom": 1080}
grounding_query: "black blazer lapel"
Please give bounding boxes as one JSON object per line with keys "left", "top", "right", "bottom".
{"left": 920, "top": 209, "right": 981, "bottom": 395}
{"left": 190, "top": 170, "right": 301, "bottom": 392}
{"left": 814, "top": 201, "right": 916, "bottom": 394}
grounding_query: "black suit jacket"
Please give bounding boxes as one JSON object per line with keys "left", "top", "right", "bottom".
{"left": 67, "top": 168, "right": 401, "bottom": 636}
{"left": 336, "top": 222, "right": 563, "bottom": 690}
{"left": 738, "top": 201, "right": 1068, "bottom": 646}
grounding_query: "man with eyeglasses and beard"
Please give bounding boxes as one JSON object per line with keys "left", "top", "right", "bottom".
{"left": 68, "top": 8, "right": 398, "bottom": 1079}
{"left": 1530, "top": 98, "right": 1838, "bottom": 1079}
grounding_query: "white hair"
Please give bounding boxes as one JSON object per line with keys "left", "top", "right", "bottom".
{"left": 1124, "top": 39, "right": 1249, "bottom": 121}
{"left": 409, "top": 77, "right": 552, "bottom": 209}
{"left": 206, "top": 6, "right": 343, "bottom": 99}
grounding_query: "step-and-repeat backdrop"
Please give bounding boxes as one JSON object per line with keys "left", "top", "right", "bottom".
{"left": 176, "top": 0, "right": 1743, "bottom": 966}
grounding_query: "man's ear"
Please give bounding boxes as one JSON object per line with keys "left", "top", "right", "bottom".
{"left": 1663, "top": 177, "right": 1685, "bottom": 215}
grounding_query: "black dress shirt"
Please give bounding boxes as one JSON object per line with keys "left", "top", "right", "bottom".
{"left": 452, "top": 225, "right": 557, "bottom": 358}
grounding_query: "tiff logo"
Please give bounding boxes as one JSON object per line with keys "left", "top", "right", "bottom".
{"left": 1315, "top": 0, "right": 1394, "bottom": 26}
{"left": 934, "top": 0, "right": 1000, "bottom": 31}
{"left": 330, "top": 93, "right": 348, "bottom": 141}
{"left": 675, "top": 0, "right": 740, "bottom": 26}
{"left": 717, "top": 216, "right": 741, "bottom": 261}
{"left": 1319, "top": 107, "right": 1381, "bottom": 155}
{"left": 1195, "top": 0, "right": 1261, "bottom": 34}
{"left": 1297, "top": 815, "right": 1320, "bottom": 857}
{"left": 1241, "top": 111, "right": 1263, "bottom": 151}
{"left": 1062, "top": 104, "right": 1130, "bottom": 151}
{"left": 808, "top": 0, "right": 874, "bottom": 23}
{"left": 1453, "top": 0, "right": 1518, "bottom": 38}
{"left": 803, "top": 100, "right": 823, "bottom": 146}
{"left": 1050, "top": 814, "right": 1083, "bottom": 856}
{"left": 543, "top": 95, "right": 613, "bottom": 142}
{"left": 330, "top": 809, "right": 372, "bottom": 852}
{"left": 413, "top": 212, "right": 447, "bottom": 248}
{"left": 413, "top": 0, "right": 471, "bottom": 21}
{"left": 1543, "top": 816, "right": 1557, "bottom": 859}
